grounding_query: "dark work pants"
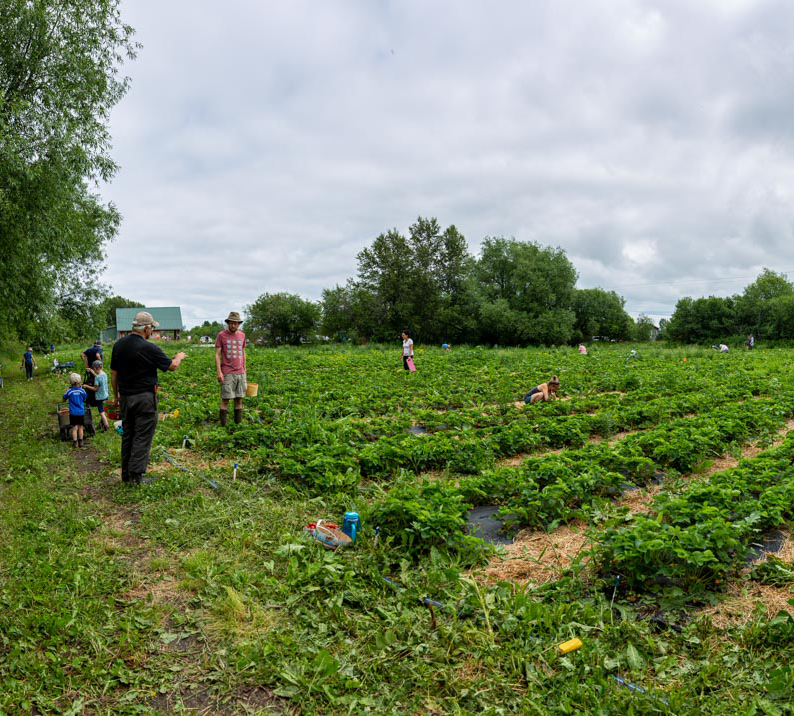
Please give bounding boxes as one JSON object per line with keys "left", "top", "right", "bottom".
{"left": 120, "top": 392, "right": 158, "bottom": 480}
{"left": 24, "top": 364, "right": 33, "bottom": 380}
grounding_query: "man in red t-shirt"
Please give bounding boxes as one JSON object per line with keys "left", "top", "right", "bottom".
{"left": 215, "top": 311, "right": 247, "bottom": 425}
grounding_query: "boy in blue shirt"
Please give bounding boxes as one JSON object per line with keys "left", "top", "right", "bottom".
{"left": 83, "top": 360, "right": 110, "bottom": 431}
{"left": 63, "top": 372, "right": 88, "bottom": 448}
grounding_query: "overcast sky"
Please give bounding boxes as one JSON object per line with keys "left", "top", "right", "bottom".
{"left": 100, "top": 0, "right": 794, "bottom": 329}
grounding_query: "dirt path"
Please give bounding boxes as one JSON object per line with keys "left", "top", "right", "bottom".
{"left": 69, "top": 444, "right": 291, "bottom": 714}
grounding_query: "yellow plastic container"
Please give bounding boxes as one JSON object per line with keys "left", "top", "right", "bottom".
{"left": 246, "top": 382, "right": 258, "bottom": 397}
{"left": 558, "top": 638, "right": 582, "bottom": 654}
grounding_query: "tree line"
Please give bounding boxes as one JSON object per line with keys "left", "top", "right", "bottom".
{"left": 242, "top": 229, "right": 793, "bottom": 348}
{"left": 663, "top": 269, "right": 794, "bottom": 344}
{"left": 242, "top": 217, "right": 656, "bottom": 346}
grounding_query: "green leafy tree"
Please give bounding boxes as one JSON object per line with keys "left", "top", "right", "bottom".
{"left": 187, "top": 321, "right": 225, "bottom": 341}
{"left": 246, "top": 292, "right": 321, "bottom": 345}
{"left": 665, "top": 296, "right": 736, "bottom": 343}
{"left": 736, "top": 269, "right": 794, "bottom": 337}
{"left": 665, "top": 297, "right": 695, "bottom": 343}
{"left": 657, "top": 317, "right": 670, "bottom": 340}
{"left": 767, "top": 295, "right": 794, "bottom": 340}
{"left": 24, "top": 307, "right": 72, "bottom": 349}
{"left": 0, "top": 0, "right": 138, "bottom": 338}
{"left": 320, "top": 284, "right": 350, "bottom": 339}
{"left": 320, "top": 281, "right": 384, "bottom": 343}
{"left": 531, "top": 308, "right": 578, "bottom": 346}
{"left": 631, "top": 314, "right": 658, "bottom": 342}
{"left": 97, "top": 295, "right": 145, "bottom": 329}
{"left": 25, "top": 276, "right": 119, "bottom": 345}
{"left": 54, "top": 283, "right": 107, "bottom": 341}
{"left": 478, "top": 298, "right": 525, "bottom": 345}
{"left": 474, "top": 238, "right": 577, "bottom": 345}
{"left": 572, "top": 288, "right": 632, "bottom": 342}
{"left": 355, "top": 217, "right": 473, "bottom": 342}
{"left": 356, "top": 228, "right": 409, "bottom": 338}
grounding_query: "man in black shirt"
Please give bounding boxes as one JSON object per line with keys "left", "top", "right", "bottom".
{"left": 81, "top": 341, "right": 103, "bottom": 371}
{"left": 110, "top": 312, "right": 187, "bottom": 485}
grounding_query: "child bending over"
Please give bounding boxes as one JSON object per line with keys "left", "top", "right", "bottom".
{"left": 83, "top": 360, "right": 109, "bottom": 432}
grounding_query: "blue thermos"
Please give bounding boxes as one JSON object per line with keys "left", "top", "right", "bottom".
{"left": 342, "top": 512, "right": 360, "bottom": 543}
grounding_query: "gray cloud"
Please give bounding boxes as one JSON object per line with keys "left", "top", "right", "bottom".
{"left": 100, "top": 0, "right": 794, "bottom": 328}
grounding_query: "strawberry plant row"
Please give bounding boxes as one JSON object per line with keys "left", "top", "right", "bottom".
{"left": 365, "top": 392, "right": 794, "bottom": 558}
{"left": 597, "top": 431, "right": 794, "bottom": 594}
{"left": 224, "top": 387, "right": 775, "bottom": 489}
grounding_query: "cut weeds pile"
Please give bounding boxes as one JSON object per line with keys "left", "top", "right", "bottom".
{"left": 2, "top": 343, "right": 794, "bottom": 714}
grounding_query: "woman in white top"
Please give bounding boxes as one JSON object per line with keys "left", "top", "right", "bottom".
{"left": 401, "top": 331, "right": 414, "bottom": 370}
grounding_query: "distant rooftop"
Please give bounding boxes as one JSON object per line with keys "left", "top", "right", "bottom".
{"left": 115, "top": 307, "right": 183, "bottom": 331}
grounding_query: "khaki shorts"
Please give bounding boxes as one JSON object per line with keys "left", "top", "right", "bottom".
{"left": 221, "top": 373, "right": 247, "bottom": 400}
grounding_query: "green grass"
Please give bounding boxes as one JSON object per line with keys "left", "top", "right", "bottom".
{"left": 1, "top": 346, "right": 794, "bottom": 714}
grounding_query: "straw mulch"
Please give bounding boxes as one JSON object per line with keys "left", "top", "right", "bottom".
{"left": 474, "top": 522, "right": 592, "bottom": 586}
{"left": 699, "top": 582, "right": 794, "bottom": 629}
{"left": 589, "top": 431, "right": 633, "bottom": 446}
{"left": 699, "top": 532, "right": 794, "bottom": 629}
{"left": 149, "top": 448, "right": 236, "bottom": 472}
{"left": 496, "top": 429, "right": 642, "bottom": 468}
{"left": 690, "top": 418, "right": 794, "bottom": 484}
{"left": 613, "top": 483, "right": 663, "bottom": 515}
{"left": 499, "top": 453, "right": 530, "bottom": 467}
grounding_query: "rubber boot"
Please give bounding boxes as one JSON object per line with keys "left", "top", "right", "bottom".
{"left": 219, "top": 409, "right": 228, "bottom": 427}
{"left": 234, "top": 408, "right": 242, "bottom": 424}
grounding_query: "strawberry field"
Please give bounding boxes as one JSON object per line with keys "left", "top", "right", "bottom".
{"left": 3, "top": 342, "right": 794, "bottom": 714}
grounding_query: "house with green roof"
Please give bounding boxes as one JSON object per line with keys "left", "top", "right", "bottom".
{"left": 107, "top": 307, "right": 184, "bottom": 342}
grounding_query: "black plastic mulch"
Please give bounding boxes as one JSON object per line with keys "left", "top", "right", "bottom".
{"left": 466, "top": 505, "right": 520, "bottom": 545}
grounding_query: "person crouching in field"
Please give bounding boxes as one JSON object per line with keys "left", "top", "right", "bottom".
{"left": 83, "top": 360, "right": 110, "bottom": 432}
{"left": 63, "top": 372, "right": 88, "bottom": 448}
{"left": 215, "top": 311, "right": 247, "bottom": 426}
{"left": 524, "top": 376, "right": 560, "bottom": 404}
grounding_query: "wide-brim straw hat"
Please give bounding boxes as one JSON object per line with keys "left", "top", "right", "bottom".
{"left": 225, "top": 311, "right": 243, "bottom": 323}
